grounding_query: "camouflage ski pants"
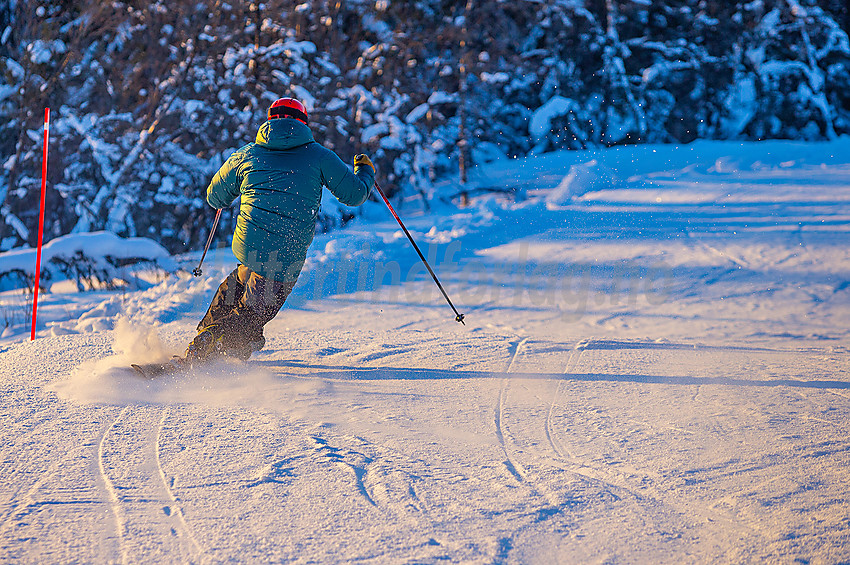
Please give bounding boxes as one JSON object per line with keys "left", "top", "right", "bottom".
{"left": 197, "top": 264, "right": 297, "bottom": 348}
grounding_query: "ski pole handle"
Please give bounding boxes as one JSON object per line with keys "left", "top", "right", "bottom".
{"left": 193, "top": 208, "right": 222, "bottom": 277}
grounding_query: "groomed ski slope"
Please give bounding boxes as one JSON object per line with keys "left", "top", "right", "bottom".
{"left": 2, "top": 140, "right": 850, "bottom": 564}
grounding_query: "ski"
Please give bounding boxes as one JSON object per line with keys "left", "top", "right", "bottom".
{"left": 130, "top": 358, "right": 186, "bottom": 378}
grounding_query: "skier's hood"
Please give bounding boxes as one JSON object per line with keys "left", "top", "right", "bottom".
{"left": 255, "top": 118, "right": 314, "bottom": 150}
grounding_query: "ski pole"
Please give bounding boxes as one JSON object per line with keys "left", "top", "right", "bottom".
{"left": 193, "top": 208, "right": 222, "bottom": 277}
{"left": 374, "top": 180, "right": 465, "bottom": 324}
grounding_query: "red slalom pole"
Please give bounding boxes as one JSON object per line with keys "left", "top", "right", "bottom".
{"left": 31, "top": 108, "right": 50, "bottom": 341}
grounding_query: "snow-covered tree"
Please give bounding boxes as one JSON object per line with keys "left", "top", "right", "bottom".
{"left": 0, "top": 0, "right": 847, "bottom": 254}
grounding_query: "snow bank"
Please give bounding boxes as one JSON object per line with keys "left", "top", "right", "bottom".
{"left": 0, "top": 231, "right": 177, "bottom": 291}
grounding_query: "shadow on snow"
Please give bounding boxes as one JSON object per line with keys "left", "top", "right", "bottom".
{"left": 256, "top": 360, "right": 849, "bottom": 390}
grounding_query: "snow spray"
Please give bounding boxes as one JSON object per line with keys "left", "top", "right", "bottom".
{"left": 51, "top": 318, "right": 283, "bottom": 407}
{"left": 31, "top": 108, "right": 49, "bottom": 341}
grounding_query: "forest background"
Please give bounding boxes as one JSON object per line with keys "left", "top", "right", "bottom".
{"left": 1, "top": 0, "right": 848, "bottom": 254}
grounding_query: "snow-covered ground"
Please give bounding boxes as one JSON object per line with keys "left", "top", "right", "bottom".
{"left": 2, "top": 140, "right": 849, "bottom": 563}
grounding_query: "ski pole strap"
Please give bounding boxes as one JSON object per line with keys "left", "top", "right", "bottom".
{"left": 374, "top": 181, "right": 465, "bottom": 324}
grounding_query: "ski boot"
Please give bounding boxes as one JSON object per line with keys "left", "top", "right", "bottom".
{"left": 224, "top": 334, "right": 265, "bottom": 361}
{"left": 183, "top": 324, "right": 225, "bottom": 366}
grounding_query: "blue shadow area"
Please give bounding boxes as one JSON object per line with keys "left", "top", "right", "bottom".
{"left": 256, "top": 360, "right": 850, "bottom": 389}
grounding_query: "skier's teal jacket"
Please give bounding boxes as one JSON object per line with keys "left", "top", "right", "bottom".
{"left": 206, "top": 118, "right": 374, "bottom": 281}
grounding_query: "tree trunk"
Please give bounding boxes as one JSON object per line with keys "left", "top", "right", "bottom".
{"left": 457, "top": 0, "right": 474, "bottom": 204}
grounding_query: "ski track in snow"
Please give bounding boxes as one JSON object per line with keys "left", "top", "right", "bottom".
{"left": 545, "top": 341, "right": 753, "bottom": 544}
{"left": 493, "top": 336, "right": 593, "bottom": 557}
{"left": 97, "top": 405, "right": 129, "bottom": 565}
{"left": 97, "top": 405, "right": 204, "bottom": 564}
{"left": 496, "top": 337, "right": 529, "bottom": 483}
{"left": 155, "top": 407, "right": 205, "bottom": 561}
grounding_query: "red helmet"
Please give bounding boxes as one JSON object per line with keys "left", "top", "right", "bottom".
{"left": 267, "top": 97, "right": 308, "bottom": 124}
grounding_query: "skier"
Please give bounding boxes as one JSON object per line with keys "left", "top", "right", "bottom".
{"left": 183, "top": 97, "right": 374, "bottom": 365}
